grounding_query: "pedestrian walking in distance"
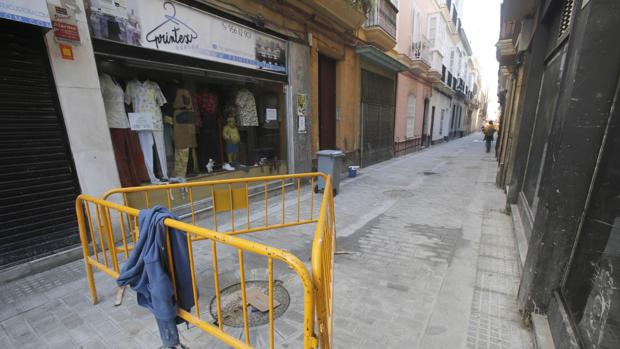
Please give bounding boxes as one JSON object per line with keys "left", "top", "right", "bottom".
{"left": 483, "top": 121, "right": 496, "bottom": 153}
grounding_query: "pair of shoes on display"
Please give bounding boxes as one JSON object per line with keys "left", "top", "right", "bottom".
{"left": 222, "top": 163, "right": 235, "bottom": 171}
{"left": 150, "top": 178, "right": 170, "bottom": 185}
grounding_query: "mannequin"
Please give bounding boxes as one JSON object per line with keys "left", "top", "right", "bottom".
{"left": 99, "top": 73, "right": 147, "bottom": 186}
{"left": 172, "top": 87, "right": 197, "bottom": 179}
{"left": 222, "top": 116, "right": 240, "bottom": 171}
{"left": 125, "top": 76, "right": 169, "bottom": 183}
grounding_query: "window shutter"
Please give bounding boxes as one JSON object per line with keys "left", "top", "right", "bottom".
{"left": 406, "top": 93, "right": 416, "bottom": 138}
{"left": 429, "top": 17, "right": 437, "bottom": 46}
{"left": 559, "top": 0, "right": 574, "bottom": 37}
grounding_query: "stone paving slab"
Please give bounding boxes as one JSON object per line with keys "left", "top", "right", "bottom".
{"left": 0, "top": 135, "right": 533, "bottom": 348}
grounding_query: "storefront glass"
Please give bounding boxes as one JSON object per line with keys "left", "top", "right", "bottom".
{"left": 562, "top": 122, "right": 620, "bottom": 349}
{"left": 86, "top": 0, "right": 288, "bottom": 186}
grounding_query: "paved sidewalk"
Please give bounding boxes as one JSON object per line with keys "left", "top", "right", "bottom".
{"left": 0, "top": 135, "right": 533, "bottom": 348}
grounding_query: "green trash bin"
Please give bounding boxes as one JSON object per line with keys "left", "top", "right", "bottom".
{"left": 315, "top": 150, "right": 344, "bottom": 195}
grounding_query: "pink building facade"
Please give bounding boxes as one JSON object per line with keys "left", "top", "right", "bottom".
{"left": 393, "top": 0, "right": 436, "bottom": 155}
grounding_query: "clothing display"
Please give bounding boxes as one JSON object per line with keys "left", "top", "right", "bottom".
{"left": 196, "top": 90, "right": 219, "bottom": 119}
{"left": 173, "top": 148, "right": 189, "bottom": 178}
{"left": 172, "top": 88, "right": 197, "bottom": 177}
{"left": 234, "top": 88, "right": 258, "bottom": 126}
{"left": 172, "top": 88, "right": 197, "bottom": 149}
{"left": 125, "top": 79, "right": 167, "bottom": 131}
{"left": 100, "top": 73, "right": 130, "bottom": 129}
{"left": 125, "top": 79, "right": 167, "bottom": 183}
{"left": 138, "top": 130, "right": 168, "bottom": 183}
{"left": 109, "top": 128, "right": 149, "bottom": 186}
{"left": 97, "top": 60, "right": 284, "bottom": 179}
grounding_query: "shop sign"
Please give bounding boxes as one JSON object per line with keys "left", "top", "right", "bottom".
{"left": 59, "top": 43, "right": 74, "bottom": 60}
{"left": 87, "top": 0, "right": 287, "bottom": 74}
{"left": 49, "top": 4, "right": 81, "bottom": 45}
{"left": 0, "top": 0, "right": 51, "bottom": 28}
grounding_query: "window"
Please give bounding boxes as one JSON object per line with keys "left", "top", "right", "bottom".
{"left": 450, "top": 49, "right": 455, "bottom": 71}
{"left": 415, "top": 9, "right": 422, "bottom": 41}
{"left": 558, "top": 0, "right": 574, "bottom": 38}
{"left": 411, "top": 7, "right": 421, "bottom": 43}
{"left": 429, "top": 16, "right": 437, "bottom": 46}
{"left": 406, "top": 93, "right": 416, "bottom": 138}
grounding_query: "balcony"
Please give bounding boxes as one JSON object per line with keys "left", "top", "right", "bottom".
{"left": 410, "top": 39, "right": 431, "bottom": 74}
{"left": 363, "top": 0, "right": 398, "bottom": 51}
{"left": 497, "top": 20, "right": 518, "bottom": 65}
{"left": 427, "top": 50, "right": 443, "bottom": 83}
{"left": 436, "top": 0, "right": 452, "bottom": 27}
{"left": 433, "top": 65, "right": 455, "bottom": 96}
{"left": 300, "top": 0, "right": 367, "bottom": 32}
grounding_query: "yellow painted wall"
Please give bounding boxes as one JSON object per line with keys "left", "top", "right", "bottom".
{"left": 205, "top": 0, "right": 366, "bottom": 162}
{"left": 336, "top": 47, "right": 361, "bottom": 154}
{"left": 309, "top": 34, "right": 359, "bottom": 159}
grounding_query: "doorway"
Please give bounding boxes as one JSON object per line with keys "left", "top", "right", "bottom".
{"left": 430, "top": 106, "right": 436, "bottom": 145}
{"left": 361, "top": 69, "right": 395, "bottom": 166}
{"left": 318, "top": 55, "right": 337, "bottom": 150}
{"left": 422, "top": 98, "right": 429, "bottom": 146}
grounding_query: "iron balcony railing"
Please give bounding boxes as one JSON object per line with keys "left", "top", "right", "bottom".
{"left": 364, "top": 0, "right": 398, "bottom": 39}
{"left": 411, "top": 38, "right": 432, "bottom": 64}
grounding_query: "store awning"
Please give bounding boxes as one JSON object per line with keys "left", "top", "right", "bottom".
{"left": 356, "top": 45, "right": 408, "bottom": 72}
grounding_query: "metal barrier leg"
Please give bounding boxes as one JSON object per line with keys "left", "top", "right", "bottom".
{"left": 76, "top": 200, "right": 99, "bottom": 304}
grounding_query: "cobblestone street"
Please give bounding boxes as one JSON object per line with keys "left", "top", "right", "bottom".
{"left": 0, "top": 135, "right": 533, "bottom": 348}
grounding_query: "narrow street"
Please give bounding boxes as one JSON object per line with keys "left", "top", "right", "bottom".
{"left": 331, "top": 135, "right": 533, "bottom": 348}
{"left": 0, "top": 135, "right": 533, "bottom": 348}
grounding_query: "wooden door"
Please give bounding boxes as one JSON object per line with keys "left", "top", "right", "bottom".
{"left": 319, "top": 55, "right": 337, "bottom": 149}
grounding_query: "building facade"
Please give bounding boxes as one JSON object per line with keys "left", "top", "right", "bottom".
{"left": 391, "top": 0, "right": 483, "bottom": 152}
{"left": 0, "top": 0, "right": 409, "bottom": 270}
{"left": 496, "top": 0, "right": 620, "bottom": 348}
{"left": 428, "top": 0, "right": 482, "bottom": 144}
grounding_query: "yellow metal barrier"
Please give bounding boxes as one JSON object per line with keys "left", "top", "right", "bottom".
{"left": 75, "top": 173, "right": 335, "bottom": 349}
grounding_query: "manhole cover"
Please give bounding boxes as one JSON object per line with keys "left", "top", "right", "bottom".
{"left": 382, "top": 189, "right": 413, "bottom": 198}
{"left": 209, "top": 280, "right": 290, "bottom": 327}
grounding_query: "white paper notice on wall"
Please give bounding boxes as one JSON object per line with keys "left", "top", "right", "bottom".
{"left": 298, "top": 115, "right": 306, "bottom": 133}
{"left": 266, "top": 108, "right": 278, "bottom": 121}
{"left": 129, "top": 112, "right": 155, "bottom": 131}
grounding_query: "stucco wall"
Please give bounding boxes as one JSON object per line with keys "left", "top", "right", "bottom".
{"left": 45, "top": 0, "right": 121, "bottom": 197}
{"left": 336, "top": 47, "right": 361, "bottom": 154}
{"left": 395, "top": 73, "right": 433, "bottom": 142}
{"left": 287, "top": 42, "right": 313, "bottom": 173}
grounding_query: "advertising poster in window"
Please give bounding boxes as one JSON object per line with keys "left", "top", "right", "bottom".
{"left": 86, "top": 0, "right": 286, "bottom": 74}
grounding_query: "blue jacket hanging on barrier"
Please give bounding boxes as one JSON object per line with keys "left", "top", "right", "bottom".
{"left": 117, "top": 206, "right": 195, "bottom": 347}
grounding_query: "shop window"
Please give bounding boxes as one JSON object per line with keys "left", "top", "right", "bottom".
{"left": 96, "top": 59, "right": 286, "bottom": 186}
{"left": 562, "top": 127, "right": 620, "bottom": 349}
